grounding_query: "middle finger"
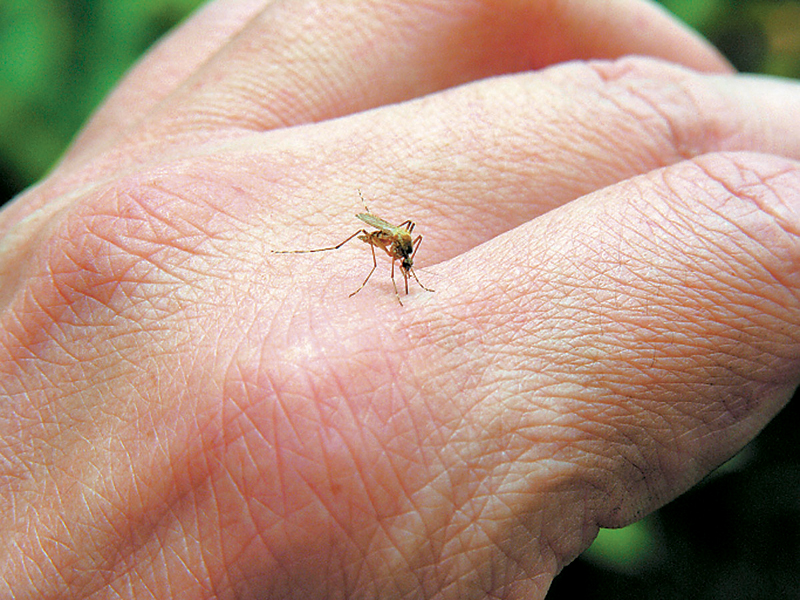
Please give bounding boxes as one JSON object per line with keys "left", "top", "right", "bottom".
{"left": 262, "top": 58, "right": 800, "bottom": 262}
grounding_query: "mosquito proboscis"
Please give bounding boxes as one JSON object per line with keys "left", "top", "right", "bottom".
{"left": 271, "top": 191, "right": 434, "bottom": 305}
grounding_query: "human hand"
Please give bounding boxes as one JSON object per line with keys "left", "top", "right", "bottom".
{"left": 2, "top": 1, "right": 800, "bottom": 598}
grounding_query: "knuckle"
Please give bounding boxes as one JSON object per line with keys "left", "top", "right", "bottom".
{"left": 683, "top": 151, "right": 800, "bottom": 257}
{"left": 587, "top": 57, "right": 742, "bottom": 160}
{"left": 35, "top": 176, "right": 215, "bottom": 321}
{"left": 649, "top": 151, "right": 800, "bottom": 341}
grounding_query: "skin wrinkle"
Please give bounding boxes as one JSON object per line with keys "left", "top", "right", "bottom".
{"left": 668, "top": 159, "right": 800, "bottom": 337}
{"left": 700, "top": 160, "right": 800, "bottom": 281}
{"left": 91, "top": 194, "right": 221, "bottom": 289}
{"left": 375, "top": 394, "right": 529, "bottom": 597}
{"left": 588, "top": 59, "right": 734, "bottom": 163}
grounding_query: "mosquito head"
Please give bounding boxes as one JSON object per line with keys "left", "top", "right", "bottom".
{"left": 401, "top": 255, "right": 413, "bottom": 273}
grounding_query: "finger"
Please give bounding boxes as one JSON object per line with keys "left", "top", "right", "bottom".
{"left": 414, "top": 151, "right": 800, "bottom": 573}
{"left": 405, "top": 60, "right": 800, "bottom": 258}
{"left": 60, "top": 0, "right": 729, "bottom": 170}
{"left": 59, "top": 0, "right": 272, "bottom": 167}
{"left": 144, "top": 0, "right": 730, "bottom": 126}
{"left": 261, "top": 59, "right": 800, "bottom": 262}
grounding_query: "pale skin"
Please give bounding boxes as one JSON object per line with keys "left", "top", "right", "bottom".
{"left": 2, "top": 0, "right": 800, "bottom": 598}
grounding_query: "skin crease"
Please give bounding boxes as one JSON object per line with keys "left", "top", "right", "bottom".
{"left": 2, "top": 0, "right": 800, "bottom": 598}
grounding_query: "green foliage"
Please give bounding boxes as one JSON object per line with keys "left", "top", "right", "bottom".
{"left": 0, "top": 0, "right": 205, "bottom": 197}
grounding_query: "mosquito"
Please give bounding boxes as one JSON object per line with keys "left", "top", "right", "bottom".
{"left": 271, "top": 191, "right": 434, "bottom": 305}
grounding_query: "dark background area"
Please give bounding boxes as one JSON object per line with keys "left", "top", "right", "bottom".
{"left": 1, "top": 1, "right": 799, "bottom": 598}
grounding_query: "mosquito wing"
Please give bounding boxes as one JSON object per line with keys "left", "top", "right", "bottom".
{"left": 356, "top": 212, "right": 396, "bottom": 234}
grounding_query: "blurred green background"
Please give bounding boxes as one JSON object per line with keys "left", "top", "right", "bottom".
{"left": 1, "top": 1, "right": 799, "bottom": 598}
{"left": 0, "top": 0, "right": 203, "bottom": 201}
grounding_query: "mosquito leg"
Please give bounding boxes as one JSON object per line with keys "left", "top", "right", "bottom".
{"left": 349, "top": 240, "right": 378, "bottom": 298}
{"left": 271, "top": 230, "right": 366, "bottom": 254}
{"left": 408, "top": 234, "right": 434, "bottom": 292}
{"left": 390, "top": 259, "right": 403, "bottom": 306}
{"left": 330, "top": 229, "right": 368, "bottom": 251}
{"left": 410, "top": 234, "right": 423, "bottom": 260}
{"left": 410, "top": 268, "right": 434, "bottom": 292}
